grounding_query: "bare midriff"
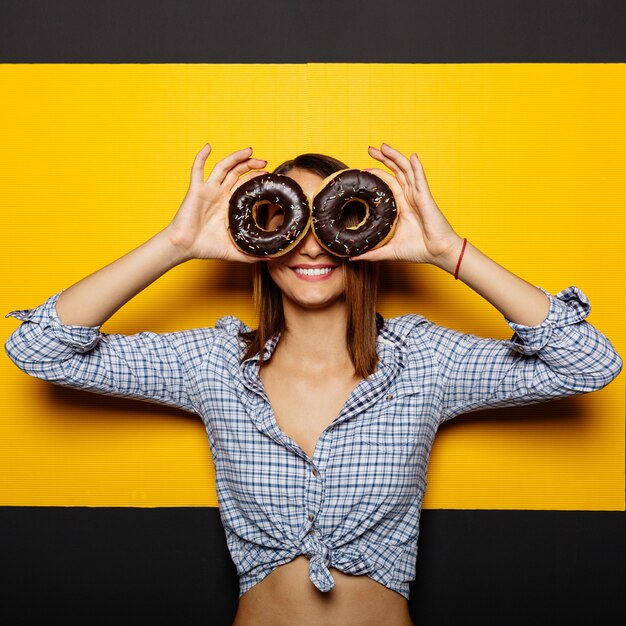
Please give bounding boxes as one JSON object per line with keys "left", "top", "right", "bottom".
{"left": 232, "top": 555, "right": 414, "bottom": 626}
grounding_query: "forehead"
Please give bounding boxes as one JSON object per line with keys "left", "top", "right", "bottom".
{"left": 282, "top": 168, "right": 324, "bottom": 200}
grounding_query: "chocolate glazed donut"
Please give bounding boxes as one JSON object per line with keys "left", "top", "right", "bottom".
{"left": 311, "top": 169, "right": 398, "bottom": 257}
{"left": 228, "top": 173, "right": 311, "bottom": 257}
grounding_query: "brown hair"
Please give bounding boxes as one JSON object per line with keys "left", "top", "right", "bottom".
{"left": 239, "top": 153, "right": 384, "bottom": 379}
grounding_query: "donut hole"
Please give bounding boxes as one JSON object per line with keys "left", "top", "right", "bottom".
{"left": 254, "top": 200, "right": 285, "bottom": 231}
{"left": 340, "top": 199, "right": 369, "bottom": 230}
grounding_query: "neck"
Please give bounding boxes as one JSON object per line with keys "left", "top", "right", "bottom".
{"left": 276, "top": 297, "right": 353, "bottom": 372}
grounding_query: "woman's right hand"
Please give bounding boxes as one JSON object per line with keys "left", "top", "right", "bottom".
{"left": 164, "top": 144, "right": 269, "bottom": 263}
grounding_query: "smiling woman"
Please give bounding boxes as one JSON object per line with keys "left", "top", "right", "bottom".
{"left": 266, "top": 169, "right": 345, "bottom": 296}
{"left": 239, "top": 156, "right": 383, "bottom": 381}
{"left": 4, "top": 143, "right": 622, "bottom": 626}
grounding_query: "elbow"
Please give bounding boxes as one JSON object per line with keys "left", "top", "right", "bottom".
{"left": 577, "top": 332, "right": 624, "bottom": 392}
{"left": 5, "top": 331, "right": 29, "bottom": 372}
{"left": 595, "top": 338, "right": 624, "bottom": 389}
{"left": 598, "top": 350, "right": 624, "bottom": 388}
{"left": 551, "top": 351, "right": 623, "bottom": 396}
{"left": 578, "top": 348, "right": 623, "bottom": 392}
{"left": 4, "top": 327, "right": 65, "bottom": 381}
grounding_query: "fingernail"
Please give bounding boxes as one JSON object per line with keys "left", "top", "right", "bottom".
{"left": 368, "top": 145, "right": 376, "bottom": 150}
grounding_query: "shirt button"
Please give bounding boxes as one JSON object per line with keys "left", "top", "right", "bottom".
{"left": 386, "top": 394, "right": 394, "bottom": 401}
{"left": 312, "top": 468, "right": 319, "bottom": 477}
{"left": 308, "top": 513, "right": 315, "bottom": 522}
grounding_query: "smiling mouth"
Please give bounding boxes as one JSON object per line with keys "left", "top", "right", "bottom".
{"left": 292, "top": 266, "right": 335, "bottom": 276}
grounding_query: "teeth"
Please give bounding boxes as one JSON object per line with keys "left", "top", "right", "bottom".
{"left": 294, "top": 267, "right": 334, "bottom": 276}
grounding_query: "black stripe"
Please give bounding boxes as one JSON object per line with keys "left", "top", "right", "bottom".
{"left": 1, "top": 506, "right": 624, "bottom": 625}
{"left": 1, "top": 0, "right": 625, "bottom": 62}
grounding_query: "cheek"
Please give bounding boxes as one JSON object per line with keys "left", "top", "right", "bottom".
{"left": 267, "top": 261, "right": 290, "bottom": 287}
{"left": 267, "top": 263, "right": 280, "bottom": 283}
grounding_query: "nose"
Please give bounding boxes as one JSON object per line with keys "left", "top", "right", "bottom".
{"left": 297, "top": 224, "right": 328, "bottom": 258}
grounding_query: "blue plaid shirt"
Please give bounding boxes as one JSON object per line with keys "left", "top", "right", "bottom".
{"left": 4, "top": 285, "right": 622, "bottom": 599}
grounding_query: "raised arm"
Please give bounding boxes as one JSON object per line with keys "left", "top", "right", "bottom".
{"left": 353, "top": 143, "right": 622, "bottom": 418}
{"left": 355, "top": 143, "right": 552, "bottom": 325}
{"left": 5, "top": 144, "right": 269, "bottom": 410}
{"left": 55, "top": 144, "right": 268, "bottom": 327}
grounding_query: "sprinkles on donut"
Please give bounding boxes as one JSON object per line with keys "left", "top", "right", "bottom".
{"left": 310, "top": 169, "right": 397, "bottom": 258}
{"left": 228, "top": 173, "right": 311, "bottom": 258}
{"left": 228, "top": 169, "right": 397, "bottom": 258}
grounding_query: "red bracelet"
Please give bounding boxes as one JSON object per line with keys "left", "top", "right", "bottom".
{"left": 454, "top": 238, "right": 467, "bottom": 280}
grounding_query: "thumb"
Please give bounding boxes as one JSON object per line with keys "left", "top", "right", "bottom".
{"left": 349, "top": 247, "right": 387, "bottom": 262}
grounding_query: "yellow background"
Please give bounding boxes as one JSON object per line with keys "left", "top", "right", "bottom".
{"left": 1, "top": 64, "right": 623, "bottom": 509}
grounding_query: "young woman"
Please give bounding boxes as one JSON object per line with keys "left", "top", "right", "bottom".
{"left": 5, "top": 143, "right": 622, "bottom": 625}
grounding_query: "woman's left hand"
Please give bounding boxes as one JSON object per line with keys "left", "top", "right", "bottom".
{"left": 349, "top": 143, "right": 462, "bottom": 265}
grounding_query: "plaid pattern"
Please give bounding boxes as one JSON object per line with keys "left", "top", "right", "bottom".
{"left": 4, "top": 285, "right": 622, "bottom": 599}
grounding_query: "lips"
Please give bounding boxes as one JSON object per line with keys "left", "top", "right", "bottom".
{"left": 289, "top": 264, "right": 339, "bottom": 281}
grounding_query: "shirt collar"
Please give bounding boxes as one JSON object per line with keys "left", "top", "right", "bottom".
{"left": 240, "top": 316, "right": 410, "bottom": 380}
{"left": 238, "top": 316, "right": 413, "bottom": 439}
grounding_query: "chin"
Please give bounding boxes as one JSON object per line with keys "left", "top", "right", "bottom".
{"left": 286, "top": 292, "right": 345, "bottom": 310}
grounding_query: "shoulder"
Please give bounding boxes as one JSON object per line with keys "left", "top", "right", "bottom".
{"left": 164, "top": 315, "right": 251, "bottom": 362}
{"left": 214, "top": 314, "right": 253, "bottom": 336}
{"left": 379, "top": 312, "right": 433, "bottom": 343}
{"left": 210, "top": 315, "right": 253, "bottom": 357}
{"left": 214, "top": 315, "right": 254, "bottom": 362}
{"left": 162, "top": 315, "right": 252, "bottom": 380}
{"left": 379, "top": 312, "right": 471, "bottom": 362}
{"left": 377, "top": 313, "right": 440, "bottom": 366}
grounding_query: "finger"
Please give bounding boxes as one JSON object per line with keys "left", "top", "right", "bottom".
{"left": 228, "top": 240, "right": 275, "bottom": 264}
{"left": 368, "top": 146, "right": 407, "bottom": 185}
{"left": 368, "top": 144, "right": 411, "bottom": 189}
{"left": 380, "top": 143, "right": 417, "bottom": 190}
{"left": 409, "top": 152, "right": 431, "bottom": 192}
{"left": 348, "top": 246, "right": 389, "bottom": 263}
{"left": 191, "top": 143, "right": 212, "bottom": 185}
{"left": 211, "top": 147, "right": 255, "bottom": 186}
{"left": 233, "top": 251, "right": 273, "bottom": 264}
{"left": 224, "top": 159, "right": 268, "bottom": 191}
{"left": 230, "top": 169, "right": 269, "bottom": 194}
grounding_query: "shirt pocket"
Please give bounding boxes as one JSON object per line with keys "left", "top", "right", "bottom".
{"left": 353, "top": 388, "right": 429, "bottom": 498}
{"left": 356, "top": 387, "right": 427, "bottom": 446}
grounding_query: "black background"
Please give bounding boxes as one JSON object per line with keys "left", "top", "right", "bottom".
{"left": 1, "top": 1, "right": 625, "bottom": 624}
{"left": 1, "top": 507, "right": 625, "bottom": 624}
{"left": 1, "top": 0, "right": 626, "bottom": 62}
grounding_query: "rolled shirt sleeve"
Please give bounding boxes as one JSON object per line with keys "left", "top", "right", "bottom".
{"left": 423, "top": 285, "right": 623, "bottom": 423}
{"left": 4, "top": 290, "right": 213, "bottom": 414}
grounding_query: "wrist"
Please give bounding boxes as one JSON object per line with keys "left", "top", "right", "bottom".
{"left": 431, "top": 235, "right": 466, "bottom": 275}
{"left": 155, "top": 228, "right": 194, "bottom": 266}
